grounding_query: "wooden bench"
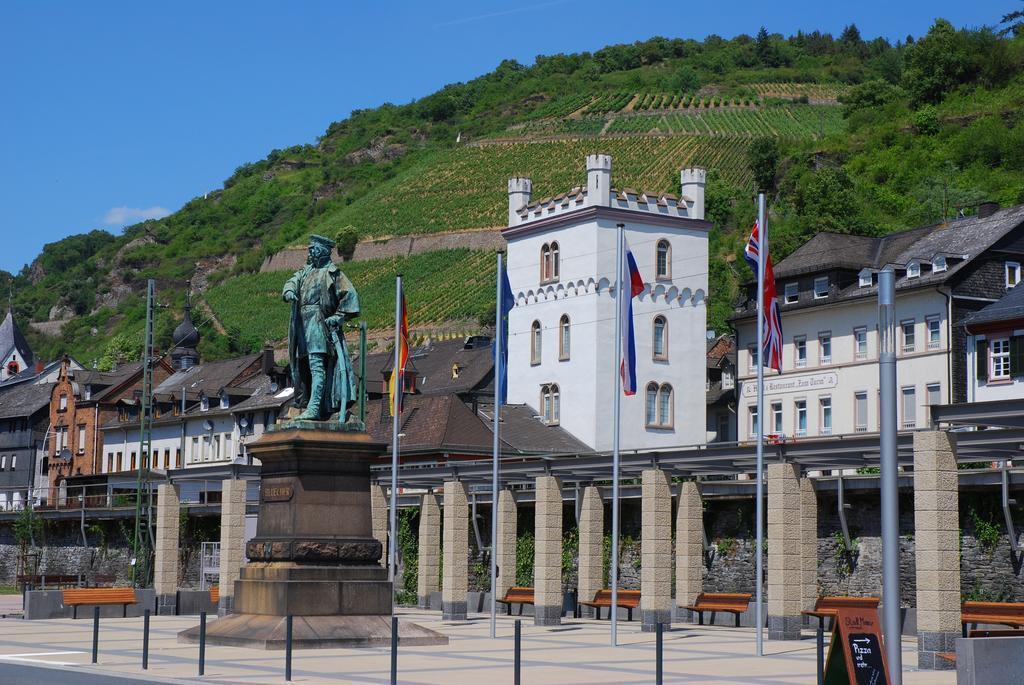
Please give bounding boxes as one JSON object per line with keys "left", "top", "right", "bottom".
{"left": 209, "top": 585, "right": 219, "bottom": 605}
{"left": 16, "top": 574, "right": 80, "bottom": 590}
{"left": 682, "top": 592, "right": 752, "bottom": 627}
{"left": 90, "top": 574, "right": 116, "bottom": 587}
{"left": 801, "top": 596, "right": 880, "bottom": 631}
{"left": 63, "top": 588, "right": 137, "bottom": 619}
{"left": 495, "top": 587, "right": 534, "bottom": 616}
{"left": 961, "top": 601, "right": 1024, "bottom": 637}
{"left": 579, "top": 589, "right": 641, "bottom": 621}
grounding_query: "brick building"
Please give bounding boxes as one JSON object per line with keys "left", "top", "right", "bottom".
{"left": 46, "top": 356, "right": 172, "bottom": 502}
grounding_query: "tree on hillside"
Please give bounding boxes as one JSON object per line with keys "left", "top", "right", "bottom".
{"left": 793, "top": 167, "right": 866, "bottom": 236}
{"left": 748, "top": 138, "right": 780, "bottom": 192}
{"left": 668, "top": 64, "right": 701, "bottom": 93}
{"left": 838, "top": 23, "right": 866, "bottom": 57}
{"left": 1000, "top": 3, "right": 1024, "bottom": 36}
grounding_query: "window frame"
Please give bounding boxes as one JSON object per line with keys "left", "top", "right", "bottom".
{"left": 901, "top": 385, "right": 917, "bottom": 429}
{"left": 906, "top": 261, "right": 920, "bottom": 278}
{"left": 794, "top": 335, "right": 807, "bottom": 368}
{"left": 813, "top": 276, "right": 829, "bottom": 299}
{"left": 749, "top": 406, "right": 759, "bottom": 438}
{"left": 926, "top": 316, "right": 941, "bottom": 350}
{"left": 819, "top": 396, "right": 833, "bottom": 436}
{"left": 794, "top": 399, "right": 807, "bottom": 437}
{"left": 540, "top": 383, "right": 560, "bottom": 425}
{"left": 558, "top": 315, "right": 570, "bottom": 361}
{"left": 653, "top": 316, "right": 668, "bottom": 361}
{"left": 932, "top": 256, "right": 947, "bottom": 273}
{"left": 926, "top": 382, "right": 941, "bottom": 424}
{"left": 771, "top": 401, "right": 783, "bottom": 435}
{"left": 645, "top": 382, "right": 674, "bottom": 429}
{"left": 991, "top": 337, "right": 1011, "bottom": 379}
{"left": 859, "top": 270, "right": 872, "bottom": 287}
{"left": 901, "top": 319, "right": 916, "bottom": 354}
{"left": 784, "top": 282, "right": 798, "bottom": 304}
{"left": 819, "top": 331, "right": 832, "bottom": 365}
{"left": 748, "top": 345, "right": 759, "bottom": 372}
{"left": 1006, "top": 261, "right": 1021, "bottom": 289}
{"left": 530, "top": 320, "right": 542, "bottom": 365}
{"left": 854, "top": 327, "right": 868, "bottom": 360}
{"left": 655, "top": 239, "right": 672, "bottom": 280}
{"left": 854, "top": 391, "right": 868, "bottom": 432}
{"left": 76, "top": 424, "right": 86, "bottom": 454}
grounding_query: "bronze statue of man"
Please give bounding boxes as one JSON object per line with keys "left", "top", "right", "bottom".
{"left": 282, "top": 235, "right": 360, "bottom": 422}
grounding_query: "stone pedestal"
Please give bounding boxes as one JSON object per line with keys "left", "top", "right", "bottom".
{"left": 800, "top": 477, "right": 818, "bottom": 613}
{"left": 767, "top": 462, "right": 802, "bottom": 640}
{"left": 154, "top": 483, "right": 180, "bottom": 615}
{"left": 178, "top": 426, "right": 446, "bottom": 648}
{"left": 914, "top": 431, "right": 961, "bottom": 670}
{"left": 675, "top": 482, "right": 703, "bottom": 614}
{"left": 640, "top": 469, "right": 672, "bottom": 631}
{"left": 495, "top": 489, "right": 517, "bottom": 603}
{"left": 534, "top": 475, "right": 563, "bottom": 626}
{"left": 578, "top": 486, "right": 603, "bottom": 617}
{"left": 442, "top": 481, "right": 469, "bottom": 621}
{"left": 218, "top": 479, "right": 247, "bottom": 615}
{"left": 417, "top": 492, "right": 441, "bottom": 609}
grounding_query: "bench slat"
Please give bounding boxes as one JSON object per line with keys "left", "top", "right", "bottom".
{"left": 63, "top": 588, "right": 137, "bottom": 606}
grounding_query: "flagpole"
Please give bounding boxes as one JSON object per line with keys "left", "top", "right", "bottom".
{"left": 489, "top": 251, "right": 504, "bottom": 639}
{"left": 611, "top": 222, "right": 625, "bottom": 647}
{"left": 389, "top": 274, "right": 402, "bottom": 592}
{"left": 755, "top": 193, "right": 767, "bottom": 657}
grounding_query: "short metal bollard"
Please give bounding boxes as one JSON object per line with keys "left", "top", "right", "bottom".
{"left": 199, "top": 611, "right": 207, "bottom": 676}
{"left": 285, "top": 614, "right": 293, "bottom": 682}
{"left": 91, "top": 606, "right": 99, "bottom": 664}
{"left": 514, "top": 619, "right": 521, "bottom": 685}
{"left": 816, "top": 624, "right": 824, "bottom": 685}
{"left": 656, "top": 622, "right": 663, "bottom": 685}
{"left": 142, "top": 609, "right": 151, "bottom": 669}
{"left": 390, "top": 614, "right": 398, "bottom": 685}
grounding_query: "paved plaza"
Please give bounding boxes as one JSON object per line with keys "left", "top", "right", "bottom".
{"left": 0, "top": 609, "right": 954, "bottom": 684}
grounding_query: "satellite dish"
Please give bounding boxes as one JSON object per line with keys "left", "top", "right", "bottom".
{"left": 239, "top": 417, "right": 250, "bottom": 429}
{"left": 203, "top": 419, "right": 214, "bottom": 431}
{"left": 270, "top": 381, "right": 279, "bottom": 393}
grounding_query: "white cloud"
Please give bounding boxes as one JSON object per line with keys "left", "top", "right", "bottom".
{"left": 103, "top": 205, "right": 171, "bottom": 225}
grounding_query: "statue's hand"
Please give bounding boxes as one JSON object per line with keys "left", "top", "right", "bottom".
{"left": 325, "top": 314, "right": 342, "bottom": 330}
{"left": 283, "top": 291, "right": 296, "bottom": 303}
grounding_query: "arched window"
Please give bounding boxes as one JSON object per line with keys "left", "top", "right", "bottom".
{"left": 656, "top": 239, "right": 671, "bottom": 279}
{"left": 550, "top": 242, "right": 560, "bottom": 281}
{"left": 645, "top": 383, "right": 674, "bottom": 428}
{"left": 645, "top": 383, "right": 659, "bottom": 426}
{"left": 540, "top": 384, "right": 560, "bottom": 424}
{"left": 559, "top": 315, "right": 570, "bottom": 360}
{"left": 540, "top": 244, "right": 552, "bottom": 282}
{"left": 531, "top": 321, "right": 542, "bottom": 365}
{"left": 658, "top": 384, "right": 674, "bottom": 427}
{"left": 653, "top": 316, "right": 667, "bottom": 360}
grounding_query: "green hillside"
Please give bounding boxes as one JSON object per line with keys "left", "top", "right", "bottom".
{"left": 7, "top": 19, "right": 1024, "bottom": 367}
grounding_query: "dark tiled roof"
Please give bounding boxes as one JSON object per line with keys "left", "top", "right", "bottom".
{"left": 0, "top": 381, "right": 54, "bottom": 419}
{"left": 72, "top": 362, "right": 144, "bottom": 402}
{"left": 481, "top": 403, "right": 592, "bottom": 454}
{"left": 363, "top": 337, "right": 494, "bottom": 396}
{"left": 964, "top": 283, "right": 1024, "bottom": 328}
{"left": 155, "top": 354, "right": 261, "bottom": 395}
{"left": 735, "top": 205, "right": 1024, "bottom": 320}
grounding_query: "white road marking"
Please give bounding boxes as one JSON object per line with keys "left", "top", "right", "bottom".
{"left": 0, "top": 650, "right": 83, "bottom": 665}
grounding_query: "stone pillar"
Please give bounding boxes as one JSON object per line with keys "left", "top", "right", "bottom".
{"left": 675, "top": 481, "right": 703, "bottom": 618}
{"left": 578, "top": 485, "right": 604, "bottom": 615}
{"left": 154, "top": 483, "right": 180, "bottom": 615}
{"left": 534, "top": 475, "right": 563, "bottom": 626}
{"left": 767, "top": 463, "right": 802, "bottom": 639}
{"left": 370, "top": 484, "right": 388, "bottom": 568}
{"left": 218, "top": 479, "right": 248, "bottom": 615}
{"left": 417, "top": 492, "right": 441, "bottom": 609}
{"left": 441, "top": 481, "right": 469, "bottom": 621}
{"left": 641, "top": 469, "right": 672, "bottom": 631}
{"left": 800, "top": 477, "right": 818, "bottom": 613}
{"left": 914, "top": 431, "right": 961, "bottom": 670}
{"left": 495, "top": 488, "right": 517, "bottom": 603}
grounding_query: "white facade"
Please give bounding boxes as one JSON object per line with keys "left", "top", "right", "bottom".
{"left": 736, "top": 289, "right": 950, "bottom": 441}
{"left": 505, "top": 155, "right": 710, "bottom": 451}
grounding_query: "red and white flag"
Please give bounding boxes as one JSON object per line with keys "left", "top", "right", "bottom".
{"left": 744, "top": 221, "right": 783, "bottom": 373}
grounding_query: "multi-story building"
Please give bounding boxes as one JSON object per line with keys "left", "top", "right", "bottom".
{"left": 0, "top": 310, "right": 34, "bottom": 382}
{"left": 503, "top": 155, "right": 711, "bottom": 451}
{"left": 0, "top": 381, "right": 53, "bottom": 509}
{"left": 705, "top": 334, "right": 737, "bottom": 443}
{"left": 732, "top": 203, "right": 1024, "bottom": 441}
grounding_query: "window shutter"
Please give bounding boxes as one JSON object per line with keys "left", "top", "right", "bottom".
{"left": 977, "top": 339, "right": 988, "bottom": 381}
{"left": 1013, "top": 336, "right": 1024, "bottom": 377}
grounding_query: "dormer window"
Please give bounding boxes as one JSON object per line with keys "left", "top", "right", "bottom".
{"left": 1006, "top": 261, "right": 1021, "bottom": 289}
{"left": 907, "top": 261, "right": 920, "bottom": 278}
{"left": 784, "top": 282, "right": 798, "bottom": 304}
{"left": 451, "top": 363, "right": 461, "bottom": 379}
{"left": 220, "top": 393, "right": 229, "bottom": 409}
{"left": 859, "top": 270, "right": 873, "bottom": 287}
{"left": 932, "top": 256, "right": 947, "bottom": 273}
{"left": 813, "top": 276, "right": 828, "bottom": 299}
{"left": 200, "top": 396, "right": 209, "bottom": 412}
{"left": 84, "top": 385, "right": 92, "bottom": 401}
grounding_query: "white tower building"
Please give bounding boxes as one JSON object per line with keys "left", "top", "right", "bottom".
{"left": 503, "top": 155, "right": 710, "bottom": 451}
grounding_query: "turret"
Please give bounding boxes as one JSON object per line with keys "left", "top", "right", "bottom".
{"left": 680, "top": 167, "right": 707, "bottom": 220}
{"left": 171, "top": 282, "right": 201, "bottom": 371}
{"left": 507, "top": 176, "right": 533, "bottom": 227}
{"left": 586, "top": 154, "right": 612, "bottom": 207}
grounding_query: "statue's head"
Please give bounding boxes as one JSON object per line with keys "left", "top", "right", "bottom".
{"left": 307, "top": 234, "right": 336, "bottom": 267}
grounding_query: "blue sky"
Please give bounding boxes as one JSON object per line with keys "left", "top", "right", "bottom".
{"left": 0, "top": 1, "right": 1009, "bottom": 273}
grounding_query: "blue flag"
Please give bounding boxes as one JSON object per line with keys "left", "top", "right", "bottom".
{"left": 496, "top": 262, "right": 515, "bottom": 404}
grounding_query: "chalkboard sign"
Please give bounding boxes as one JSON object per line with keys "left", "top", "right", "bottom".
{"left": 823, "top": 606, "right": 891, "bottom": 685}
